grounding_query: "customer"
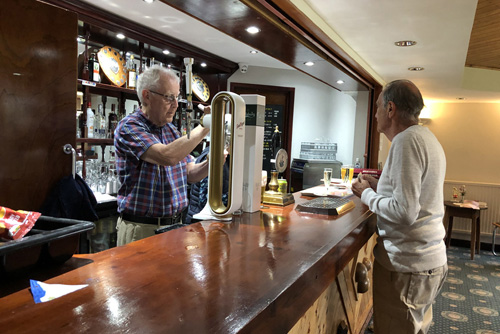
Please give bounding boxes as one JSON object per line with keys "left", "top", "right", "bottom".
{"left": 114, "top": 65, "right": 209, "bottom": 246}
{"left": 351, "top": 79, "right": 447, "bottom": 334}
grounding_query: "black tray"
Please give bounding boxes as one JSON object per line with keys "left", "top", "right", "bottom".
{"left": 0, "top": 216, "right": 95, "bottom": 275}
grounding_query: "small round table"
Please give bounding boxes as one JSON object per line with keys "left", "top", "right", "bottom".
{"left": 444, "top": 201, "right": 488, "bottom": 260}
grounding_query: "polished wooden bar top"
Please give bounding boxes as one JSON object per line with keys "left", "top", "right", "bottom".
{"left": 0, "top": 193, "right": 375, "bottom": 334}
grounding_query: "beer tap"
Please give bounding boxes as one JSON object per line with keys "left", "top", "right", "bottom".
{"left": 183, "top": 57, "right": 201, "bottom": 139}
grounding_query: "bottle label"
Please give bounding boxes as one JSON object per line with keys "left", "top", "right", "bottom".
{"left": 93, "top": 62, "right": 100, "bottom": 82}
{"left": 128, "top": 71, "right": 136, "bottom": 88}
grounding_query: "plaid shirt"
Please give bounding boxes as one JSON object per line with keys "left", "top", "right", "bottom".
{"left": 114, "top": 110, "right": 193, "bottom": 217}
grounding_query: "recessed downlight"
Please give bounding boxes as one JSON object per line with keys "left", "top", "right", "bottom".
{"left": 304, "top": 61, "right": 315, "bottom": 66}
{"left": 395, "top": 40, "right": 417, "bottom": 47}
{"left": 162, "top": 49, "right": 170, "bottom": 55}
{"left": 456, "top": 97, "right": 466, "bottom": 100}
{"left": 336, "top": 80, "right": 345, "bottom": 84}
{"left": 116, "top": 33, "right": 125, "bottom": 40}
{"left": 408, "top": 66, "right": 424, "bottom": 71}
{"left": 246, "top": 26, "right": 261, "bottom": 34}
{"left": 200, "top": 63, "right": 207, "bottom": 67}
{"left": 143, "top": 0, "right": 155, "bottom": 4}
{"left": 250, "top": 50, "right": 258, "bottom": 54}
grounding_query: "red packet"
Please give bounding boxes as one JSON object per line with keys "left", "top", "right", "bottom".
{"left": 0, "top": 206, "right": 41, "bottom": 240}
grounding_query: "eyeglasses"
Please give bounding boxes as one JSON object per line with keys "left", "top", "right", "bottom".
{"left": 149, "top": 90, "right": 180, "bottom": 104}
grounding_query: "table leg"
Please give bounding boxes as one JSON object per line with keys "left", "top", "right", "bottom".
{"left": 446, "top": 215, "right": 453, "bottom": 248}
{"left": 476, "top": 216, "right": 481, "bottom": 255}
{"left": 470, "top": 218, "right": 476, "bottom": 260}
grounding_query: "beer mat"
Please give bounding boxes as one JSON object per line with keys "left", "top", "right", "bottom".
{"left": 192, "top": 74, "right": 210, "bottom": 102}
{"left": 97, "top": 46, "right": 127, "bottom": 87}
{"left": 301, "top": 185, "right": 353, "bottom": 198}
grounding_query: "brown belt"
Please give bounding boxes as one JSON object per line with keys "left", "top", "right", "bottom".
{"left": 120, "top": 211, "right": 183, "bottom": 225}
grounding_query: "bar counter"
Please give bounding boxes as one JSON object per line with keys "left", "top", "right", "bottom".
{"left": 0, "top": 192, "right": 376, "bottom": 333}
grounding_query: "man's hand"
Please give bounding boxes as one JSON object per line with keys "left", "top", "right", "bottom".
{"left": 198, "top": 104, "right": 211, "bottom": 115}
{"left": 351, "top": 177, "right": 370, "bottom": 198}
{"left": 351, "top": 173, "right": 378, "bottom": 198}
{"left": 361, "top": 174, "right": 378, "bottom": 192}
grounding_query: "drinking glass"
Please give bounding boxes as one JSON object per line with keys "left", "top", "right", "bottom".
{"left": 324, "top": 168, "right": 332, "bottom": 191}
{"left": 341, "top": 165, "right": 354, "bottom": 184}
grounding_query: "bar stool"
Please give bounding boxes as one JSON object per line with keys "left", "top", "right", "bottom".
{"left": 493, "top": 222, "right": 500, "bottom": 256}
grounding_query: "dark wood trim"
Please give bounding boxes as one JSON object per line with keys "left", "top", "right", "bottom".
{"left": 368, "top": 86, "right": 382, "bottom": 169}
{"left": 41, "top": 0, "right": 238, "bottom": 74}
{"left": 246, "top": 0, "right": 377, "bottom": 89}
{"left": 230, "top": 82, "right": 295, "bottom": 182}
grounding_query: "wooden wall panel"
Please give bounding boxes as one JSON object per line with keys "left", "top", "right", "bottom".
{"left": 289, "top": 235, "right": 376, "bottom": 334}
{"left": 0, "top": 0, "right": 77, "bottom": 210}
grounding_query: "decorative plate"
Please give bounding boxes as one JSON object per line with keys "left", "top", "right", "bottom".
{"left": 192, "top": 74, "right": 210, "bottom": 102}
{"left": 97, "top": 46, "right": 127, "bottom": 87}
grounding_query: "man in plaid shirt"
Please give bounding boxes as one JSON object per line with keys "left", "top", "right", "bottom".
{"left": 114, "top": 65, "right": 210, "bottom": 245}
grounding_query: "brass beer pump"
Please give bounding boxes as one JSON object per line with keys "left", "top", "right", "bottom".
{"left": 262, "top": 148, "right": 295, "bottom": 206}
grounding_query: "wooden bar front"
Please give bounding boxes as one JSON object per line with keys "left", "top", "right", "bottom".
{"left": 0, "top": 193, "right": 376, "bottom": 333}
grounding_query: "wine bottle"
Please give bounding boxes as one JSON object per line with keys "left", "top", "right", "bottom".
{"left": 127, "top": 55, "right": 136, "bottom": 89}
{"left": 88, "top": 53, "right": 101, "bottom": 83}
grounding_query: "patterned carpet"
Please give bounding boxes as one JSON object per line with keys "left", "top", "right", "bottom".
{"left": 365, "top": 245, "right": 500, "bottom": 334}
{"left": 430, "top": 246, "right": 500, "bottom": 334}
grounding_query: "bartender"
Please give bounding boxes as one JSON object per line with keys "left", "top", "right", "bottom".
{"left": 114, "top": 65, "right": 210, "bottom": 246}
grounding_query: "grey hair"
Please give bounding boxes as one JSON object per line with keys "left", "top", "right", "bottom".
{"left": 136, "top": 65, "right": 180, "bottom": 105}
{"left": 382, "top": 79, "right": 424, "bottom": 124}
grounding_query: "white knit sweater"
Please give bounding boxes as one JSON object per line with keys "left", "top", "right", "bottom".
{"left": 361, "top": 125, "right": 447, "bottom": 272}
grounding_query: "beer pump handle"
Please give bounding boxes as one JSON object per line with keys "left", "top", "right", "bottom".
{"left": 183, "top": 58, "right": 194, "bottom": 138}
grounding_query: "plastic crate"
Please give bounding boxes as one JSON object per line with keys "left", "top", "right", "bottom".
{"left": 0, "top": 216, "right": 94, "bottom": 275}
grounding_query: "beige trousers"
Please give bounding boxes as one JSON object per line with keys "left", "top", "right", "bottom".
{"left": 373, "top": 260, "right": 448, "bottom": 334}
{"left": 116, "top": 216, "right": 166, "bottom": 246}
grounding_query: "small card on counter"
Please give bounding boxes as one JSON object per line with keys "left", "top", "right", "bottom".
{"left": 30, "top": 279, "right": 88, "bottom": 304}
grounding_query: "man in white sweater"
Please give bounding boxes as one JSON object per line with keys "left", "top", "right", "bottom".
{"left": 352, "top": 80, "right": 447, "bottom": 334}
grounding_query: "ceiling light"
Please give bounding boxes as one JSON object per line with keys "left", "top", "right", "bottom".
{"left": 304, "top": 61, "right": 315, "bottom": 66}
{"left": 162, "top": 49, "right": 170, "bottom": 55}
{"left": 395, "top": 40, "right": 417, "bottom": 47}
{"left": 336, "top": 80, "right": 345, "bottom": 84}
{"left": 408, "top": 66, "right": 424, "bottom": 71}
{"left": 76, "top": 37, "right": 86, "bottom": 44}
{"left": 250, "top": 50, "right": 258, "bottom": 54}
{"left": 143, "top": 0, "right": 155, "bottom": 3}
{"left": 116, "top": 33, "right": 125, "bottom": 39}
{"left": 200, "top": 63, "right": 207, "bottom": 67}
{"left": 246, "top": 26, "right": 261, "bottom": 34}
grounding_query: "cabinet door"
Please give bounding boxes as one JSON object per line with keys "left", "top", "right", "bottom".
{"left": 0, "top": 0, "right": 77, "bottom": 210}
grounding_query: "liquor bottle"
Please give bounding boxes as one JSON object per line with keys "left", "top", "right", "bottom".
{"left": 88, "top": 53, "right": 101, "bottom": 82}
{"left": 94, "top": 105, "right": 102, "bottom": 138}
{"left": 98, "top": 104, "right": 106, "bottom": 139}
{"left": 86, "top": 102, "right": 94, "bottom": 138}
{"left": 271, "top": 125, "right": 281, "bottom": 159}
{"left": 127, "top": 55, "right": 136, "bottom": 89}
{"left": 108, "top": 104, "right": 118, "bottom": 138}
{"left": 355, "top": 158, "right": 361, "bottom": 168}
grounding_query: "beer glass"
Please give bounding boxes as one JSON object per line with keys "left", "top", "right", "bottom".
{"left": 342, "top": 165, "right": 354, "bottom": 184}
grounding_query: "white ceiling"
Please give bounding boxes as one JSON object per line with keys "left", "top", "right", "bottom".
{"left": 83, "top": 0, "right": 500, "bottom": 103}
